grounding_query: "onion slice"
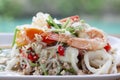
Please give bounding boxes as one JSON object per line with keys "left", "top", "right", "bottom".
{"left": 84, "top": 49, "right": 112, "bottom": 74}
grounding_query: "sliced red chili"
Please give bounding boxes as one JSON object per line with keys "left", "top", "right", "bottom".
{"left": 58, "top": 45, "right": 65, "bottom": 56}
{"left": 104, "top": 43, "right": 111, "bottom": 52}
{"left": 41, "top": 32, "right": 56, "bottom": 44}
{"left": 33, "top": 54, "right": 39, "bottom": 61}
{"left": 28, "top": 53, "right": 39, "bottom": 62}
{"left": 42, "top": 37, "right": 56, "bottom": 44}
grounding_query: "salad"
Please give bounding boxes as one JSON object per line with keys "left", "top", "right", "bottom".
{"left": 0, "top": 12, "right": 120, "bottom": 75}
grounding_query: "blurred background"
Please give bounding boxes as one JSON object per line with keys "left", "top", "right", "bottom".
{"left": 0, "top": 0, "right": 120, "bottom": 35}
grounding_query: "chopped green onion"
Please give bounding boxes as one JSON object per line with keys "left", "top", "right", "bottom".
{"left": 39, "top": 59, "right": 47, "bottom": 75}
{"left": 66, "top": 26, "right": 82, "bottom": 36}
{"left": 57, "top": 24, "right": 62, "bottom": 29}
{"left": 12, "top": 28, "right": 19, "bottom": 47}
{"left": 46, "top": 20, "right": 54, "bottom": 26}
{"left": 66, "top": 27, "right": 75, "bottom": 33}
{"left": 48, "top": 16, "right": 59, "bottom": 29}
{"left": 62, "top": 18, "right": 70, "bottom": 28}
{"left": 52, "top": 29, "right": 65, "bottom": 33}
{"left": 30, "top": 62, "right": 38, "bottom": 67}
{"left": 40, "top": 63, "right": 48, "bottom": 75}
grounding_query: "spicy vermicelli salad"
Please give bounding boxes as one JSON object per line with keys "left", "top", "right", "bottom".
{"left": 0, "top": 12, "right": 120, "bottom": 75}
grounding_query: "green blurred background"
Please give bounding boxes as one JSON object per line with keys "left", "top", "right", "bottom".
{"left": 0, "top": 0, "right": 120, "bottom": 34}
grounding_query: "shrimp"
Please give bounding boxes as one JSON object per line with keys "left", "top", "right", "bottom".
{"left": 19, "top": 13, "right": 107, "bottom": 50}
{"left": 67, "top": 28, "right": 107, "bottom": 50}
{"left": 47, "top": 28, "right": 107, "bottom": 50}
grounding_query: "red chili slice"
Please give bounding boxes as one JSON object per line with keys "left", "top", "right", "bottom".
{"left": 42, "top": 37, "right": 56, "bottom": 44}
{"left": 28, "top": 53, "right": 39, "bottom": 62}
{"left": 58, "top": 45, "right": 65, "bottom": 56}
{"left": 104, "top": 43, "right": 111, "bottom": 52}
{"left": 41, "top": 32, "right": 56, "bottom": 44}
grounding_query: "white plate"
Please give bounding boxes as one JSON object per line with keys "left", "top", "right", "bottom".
{"left": 0, "top": 33, "right": 120, "bottom": 80}
{"left": 0, "top": 33, "right": 13, "bottom": 48}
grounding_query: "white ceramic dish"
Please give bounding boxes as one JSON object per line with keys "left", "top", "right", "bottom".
{"left": 0, "top": 33, "right": 120, "bottom": 80}
{"left": 0, "top": 33, "right": 13, "bottom": 48}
